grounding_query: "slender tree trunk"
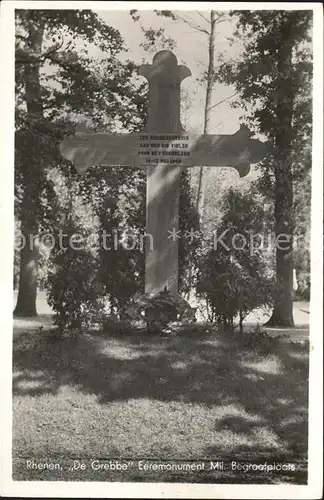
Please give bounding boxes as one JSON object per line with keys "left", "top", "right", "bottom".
{"left": 196, "top": 10, "right": 217, "bottom": 221}
{"left": 187, "top": 11, "right": 217, "bottom": 303}
{"left": 266, "top": 18, "right": 294, "bottom": 327}
{"left": 14, "top": 21, "right": 44, "bottom": 317}
{"left": 239, "top": 309, "right": 243, "bottom": 334}
{"left": 14, "top": 193, "right": 39, "bottom": 317}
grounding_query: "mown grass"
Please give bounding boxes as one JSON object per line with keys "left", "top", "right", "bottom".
{"left": 12, "top": 324, "right": 309, "bottom": 483}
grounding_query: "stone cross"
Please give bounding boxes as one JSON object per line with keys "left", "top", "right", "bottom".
{"left": 60, "top": 50, "right": 266, "bottom": 297}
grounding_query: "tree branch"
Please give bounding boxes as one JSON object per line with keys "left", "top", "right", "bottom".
{"left": 209, "top": 91, "right": 238, "bottom": 111}
{"left": 196, "top": 58, "right": 208, "bottom": 68}
{"left": 213, "top": 13, "right": 227, "bottom": 24}
{"left": 16, "top": 36, "right": 68, "bottom": 65}
{"left": 196, "top": 12, "right": 210, "bottom": 24}
{"left": 175, "top": 14, "right": 210, "bottom": 36}
{"left": 209, "top": 120, "right": 224, "bottom": 133}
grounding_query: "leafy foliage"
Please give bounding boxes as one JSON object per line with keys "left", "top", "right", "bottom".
{"left": 197, "top": 188, "right": 275, "bottom": 329}
{"left": 178, "top": 171, "right": 201, "bottom": 295}
{"left": 46, "top": 233, "right": 105, "bottom": 335}
{"left": 95, "top": 166, "right": 146, "bottom": 313}
{"left": 44, "top": 179, "right": 104, "bottom": 334}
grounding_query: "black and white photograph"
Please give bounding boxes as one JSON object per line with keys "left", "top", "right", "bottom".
{"left": 0, "top": 1, "right": 323, "bottom": 498}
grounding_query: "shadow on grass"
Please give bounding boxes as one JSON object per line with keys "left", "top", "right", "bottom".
{"left": 13, "top": 325, "right": 309, "bottom": 482}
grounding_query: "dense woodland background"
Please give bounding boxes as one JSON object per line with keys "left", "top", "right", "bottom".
{"left": 13, "top": 9, "right": 312, "bottom": 331}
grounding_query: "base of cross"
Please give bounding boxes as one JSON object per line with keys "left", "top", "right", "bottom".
{"left": 122, "top": 287, "right": 197, "bottom": 333}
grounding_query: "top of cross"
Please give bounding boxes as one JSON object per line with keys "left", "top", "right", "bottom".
{"left": 138, "top": 50, "right": 191, "bottom": 86}
{"left": 138, "top": 51, "right": 191, "bottom": 133}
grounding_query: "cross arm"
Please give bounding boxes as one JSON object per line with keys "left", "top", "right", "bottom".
{"left": 60, "top": 131, "right": 141, "bottom": 174}
{"left": 189, "top": 125, "right": 267, "bottom": 177}
{"left": 60, "top": 125, "right": 267, "bottom": 177}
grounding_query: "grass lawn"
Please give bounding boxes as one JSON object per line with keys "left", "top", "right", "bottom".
{"left": 12, "top": 322, "right": 309, "bottom": 484}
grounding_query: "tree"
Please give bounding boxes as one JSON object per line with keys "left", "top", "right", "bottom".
{"left": 216, "top": 11, "right": 312, "bottom": 326}
{"left": 196, "top": 10, "right": 221, "bottom": 219}
{"left": 293, "top": 169, "right": 312, "bottom": 300}
{"left": 14, "top": 9, "right": 145, "bottom": 316}
{"left": 178, "top": 170, "right": 201, "bottom": 296}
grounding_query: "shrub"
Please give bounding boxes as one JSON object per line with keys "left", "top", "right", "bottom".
{"left": 296, "top": 271, "right": 310, "bottom": 300}
{"left": 45, "top": 218, "right": 106, "bottom": 336}
{"left": 197, "top": 188, "right": 275, "bottom": 331}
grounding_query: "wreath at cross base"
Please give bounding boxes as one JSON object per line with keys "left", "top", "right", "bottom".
{"left": 121, "top": 288, "right": 197, "bottom": 332}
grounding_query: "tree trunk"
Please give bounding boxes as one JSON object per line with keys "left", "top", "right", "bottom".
{"left": 14, "top": 197, "right": 38, "bottom": 317}
{"left": 14, "top": 20, "right": 44, "bottom": 317}
{"left": 239, "top": 309, "right": 243, "bottom": 334}
{"left": 266, "top": 17, "right": 295, "bottom": 327}
{"left": 187, "top": 11, "right": 217, "bottom": 304}
{"left": 196, "top": 10, "right": 217, "bottom": 221}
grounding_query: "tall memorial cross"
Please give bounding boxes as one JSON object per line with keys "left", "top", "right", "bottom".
{"left": 60, "top": 50, "right": 266, "bottom": 297}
